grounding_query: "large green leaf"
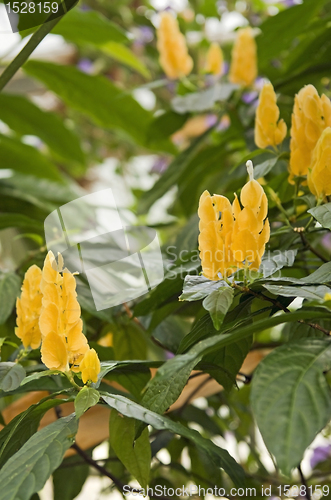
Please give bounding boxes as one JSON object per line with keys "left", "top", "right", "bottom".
{"left": 0, "top": 134, "right": 62, "bottom": 181}
{"left": 53, "top": 9, "right": 128, "bottom": 45}
{"left": 251, "top": 339, "right": 331, "bottom": 475}
{"left": 0, "top": 395, "right": 74, "bottom": 467}
{"left": 0, "top": 94, "right": 85, "bottom": 166}
{"left": 109, "top": 410, "right": 151, "bottom": 489}
{"left": 202, "top": 287, "right": 234, "bottom": 331}
{"left": 53, "top": 455, "right": 89, "bottom": 500}
{"left": 0, "top": 415, "right": 78, "bottom": 500}
{"left": 102, "top": 393, "right": 245, "bottom": 486}
{"left": 24, "top": 62, "right": 155, "bottom": 149}
{"left": 0, "top": 271, "right": 21, "bottom": 324}
{"left": 102, "top": 42, "right": 150, "bottom": 78}
{"left": 0, "top": 214, "right": 43, "bottom": 233}
{"left": 138, "top": 126, "right": 215, "bottom": 214}
{"left": 308, "top": 203, "right": 331, "bottom": 230}
{"left": 0, "top": 363, "right": 26, "bottom": 392}
{"left": 264, "top": 284, "right": 331, "bottom": 301}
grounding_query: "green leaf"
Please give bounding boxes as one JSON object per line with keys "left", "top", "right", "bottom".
{"left": 264, "top": 284, "right": 331, "bottom": 301}
{"left": 308, "top": 203, "right": 331, "bottom": 230}
{"left": 20, "top": 370, "right": 61, "bottom": 386}
{"left": 0, "top": 395, "right": 74, "bottom": 467}
{"left": 53, "top": 455, "right": 89, "bottom": 500}
{"left": 74, "top": 386, "right": 100, "bottom": 418}
{"left": 102, "top": 42, "right": 150, "bottom": 78}
{"left": 202, "top": 287, "right": 234, "bottom": 330}
{"left": 24, "top": 61, "right": 155, "bottom": 149}
{"left": 0, "top": 93, "right": 85, "bottom": 165}
{"left": 259, "top": 250, "right": 297, "bottom": 278}
{"left": 102, "top": 393, "right": 245, "bottom": 487}
{"left": 179, "top": 275, "right": 228, "bottom": 302}
{"left": 0, "top": 363, "right": 26, "bottom": 392}
{"left": 138, "top": 126, "right": 215, "bottom": 214}
{"left": 109, "top": 410, "right": 151, "bottom": 489}
{"left": 140, "top": 354, "right": 199, "bottom": 415}
{"left": 0, "top": 213, "right": 43, "bottom": 233}
{"left": 146, "top": 111, "right": 188, "bottom": 146}
{"left": 113, "top": 322, "right": 147, "bottom": 361}
{"left": 0, "top": 415, "right": 78, "bottom": 500}
{"left": 53, "top": 9, "right": 128, "bottom": 45}
{"left": 203, "top": 335, "right": 252, "bottom": 392}
{"left": 0, "top": 271, "right": 21, "bottom": 324}
{"left": 251, "top": 339, "right": 331, "bottom": 475}
{"left": 253, "top": 157, "right": 278, "bottom": 179}
{"left": 0, "top": 134, "right": 62, "bottom": 181}
{"left": 171, "top": 83, "right": 238, "bottom": 113}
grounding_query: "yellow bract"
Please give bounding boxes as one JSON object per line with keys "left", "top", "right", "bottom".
{"left": 205, "top": 43, "right": 224, "bottom": 76}
{"left": 255, "top": 82, "right": 287, "bottom": 149}
{"left": 80, "top": 348, "right": 101, "bottom": 384}
{"left": 198, "top": 162, "right": 269, "bottom": 280}
{"left": 156, "top": 12, "right": 193, "bottom": 80}
{"left": 27, "top": 250, "right": 99, "bottom": 384}
{"left": 15, "top": 265, "right": 43, "bottom": 349}
{"left": 307, "top": 127, "right": 331, "bottom": 199}
{"left": 229, "top": 27, "right": 257, "bottom": 87}
{"left": 289, "top": 84, "right": 331, "bottom": 183}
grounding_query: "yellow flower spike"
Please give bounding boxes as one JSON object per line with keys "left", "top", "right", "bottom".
{"left": 229, "top": 27, "right": 257, "bottom": 87}
{"left": 324, "top": 293, "right": 331, "bottom": 302}
{"left": 80, "top": 348, "right": 101, "bottom": 384}
{"left": 205, "top": 43, "right": 224, "bottom": 76}
{"left": 307, "top": 127, "right": 331, "bottom": 199}
{"left": 289, "top": 84, "right": 331, "bottom": 183}
{"left": 15, "top": 265, "right": 43, "bottom": 349}
{"left": 41, "top": 331, "right": 68, "bottom": 371}
{"left": 254, "top": 82, "right": 287, "bottom": 149}
{"left": 156, "top": 11, "right": 193, "bottom": 80}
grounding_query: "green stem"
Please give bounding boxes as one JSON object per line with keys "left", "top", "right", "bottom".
{"left": 0, "top": 0, "right": 78, "bottom": 92}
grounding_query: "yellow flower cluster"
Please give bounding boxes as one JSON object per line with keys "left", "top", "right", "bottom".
{"left": 15, "top": 251, "right": 101, "bottom": 384}
{"left": 289, "top": 84, "right": 331, "bottom": 184}
{"left": 229, "top": 28, "right": 257, "bottom": 87}
{"left": 198, "top": 161, "right": 270, "bottom": 280}
{"left": 156, "top": 12, "right": 193, "bottom": 80}
{"left": 15, "top": 265, "right": 43, "bottom": 350}
{"left": 205, "top": 43, "right": 224, "bottom": 76}
{"left": 255, "top": 82, "right": 287, "bottom": 149}
{"left": 307, "top": 128, "right": 331, "bottom": 199}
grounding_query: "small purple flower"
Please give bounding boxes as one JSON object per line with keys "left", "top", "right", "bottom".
{"left": 282, "top": 0, "right": 298, "bottom": 7}
{"left": 133, "top": 25, "right": 154, "bottom": 48}
{"left": 322, "top": 233, "right": 331, "bottom": 252}
{"left": 206, "top": 114, "right": 218, "bottom": 128}
{"left": 242, "top": 91, "right": 258, "bottom": 105}
{"left": 165, "top": 351, "right": 174, "bottom": 359}
{"left": 310, "top": 444, "right": 331, "bottom": 468}
{"left": 77, "top": 58, "right": 94, "bottom": 74}
{"left": 151, "top": 157, "right": 169, "bottom": 174}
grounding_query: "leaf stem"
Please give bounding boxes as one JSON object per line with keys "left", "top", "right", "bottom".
{"left": 0, "top": 0, "right": 78, "bottom": 92}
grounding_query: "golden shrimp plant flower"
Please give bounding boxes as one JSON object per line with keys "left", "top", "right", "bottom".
{"left": 205, "top": 43, "right": 224, "bottom": 76}
{"left": 15, "top": 265, "right": 43, "bottom": 349}
{"left": 198, "top": 161, "right": 270, "bottom": 280}
{"left": 156, "top": 11, "right": 193, "bottom": 80}
{"left": 289, "top": 84, "right": 331, "bottom": 183}
{"left": 229, "top": 27, "right": 257, "bottom": 87}
{"left": 254, "top": 82, "right": 287, "bottom": 149}
{"left": 80, "top": 348, "right": 101, "bottom": 384}
{"left": 38, "top": 251, "right": 100, "bottom": 381}
{"left": 307, "top": 127, "right": 331, "bottom": 199}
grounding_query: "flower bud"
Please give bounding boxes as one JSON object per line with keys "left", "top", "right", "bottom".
{"left": 289, "top": 85, "right": 331, "bottom": 183}
{"left": 15, "top": 265, "right": 42, "bottom": 349}
{"left": 80, "top": 348, "right": 101, "bottom": 384}
{"left": 255, "top": 82, "right": 287, "bottom": 149}
{"left": 307, "top": 127, "right": 331, "bottom": 199}
{"left": 157, "top": 12, "right": 193, "bottom": 80}
{"left": 205, "top": 43, "right": 224, "bottom": 76}
{"left": 229, "top": 28, "right": 257, "bottom": 87}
